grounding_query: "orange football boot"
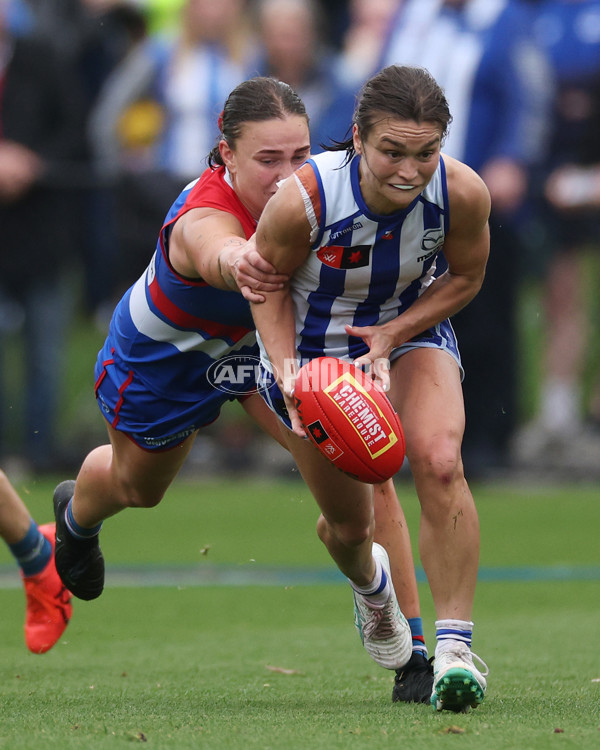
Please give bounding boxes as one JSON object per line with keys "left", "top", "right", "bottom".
{"left": 22, "top": 523, "right": 73, "bottom": 654}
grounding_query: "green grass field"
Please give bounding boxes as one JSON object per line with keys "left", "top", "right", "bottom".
{"left": 0, "top": 478, "right": 599, "bottom": 749}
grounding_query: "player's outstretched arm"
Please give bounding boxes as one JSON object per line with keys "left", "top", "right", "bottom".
{"left": 168, "top": 207, "right": 289, "bottom": 302}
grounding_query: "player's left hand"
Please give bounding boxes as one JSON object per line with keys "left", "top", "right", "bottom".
{"left": 282, "top": 369, "right": 306, "bottom": 437}
{"left": 345, "top": 324, "right": 393, "bottom": 391}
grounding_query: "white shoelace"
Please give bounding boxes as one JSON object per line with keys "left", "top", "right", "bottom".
{"left": 471, "top": 651, "right": 490, "bottom": 677}
{"left": 438, "top": 643, "right": 490, "bottom": 677}
{"left": 362, "top": 599, "right": 396, "bottom": 639}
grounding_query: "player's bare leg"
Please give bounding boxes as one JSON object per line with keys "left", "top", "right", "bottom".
{"left": 246, "top": 394, "right": 422, "bottom": 681}
{"left": 282, "top": 429, "right": 411, "bottom": 670}
{"left": 1, "top": 470, "right": 72, "bottom": 652}
{"left": 0, "top": 471, "right": 32, "bottom": 544}
{"left": 389, "top": 349, "right": 487, "bottom": 710}
{"left": 373, "top": 481, "right": 419, "bottom": 617}
{"left": 53, "top": 425, "right": 197, "bottom": 600}
{"left": 374, "top": 480, "right": 433, "bottom": 702}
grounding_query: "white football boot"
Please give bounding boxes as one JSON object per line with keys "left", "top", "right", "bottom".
{"left": 431, "top": 643, "right": 488, "bottom": 712}
{"left": 352, "top": 542, "right": 412, "bottom": 670}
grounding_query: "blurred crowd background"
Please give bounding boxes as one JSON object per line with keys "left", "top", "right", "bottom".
{"left": 0, "top": 0, "right": 599, "bottom": 482}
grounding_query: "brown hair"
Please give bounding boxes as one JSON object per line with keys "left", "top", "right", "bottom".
{"left": 329, "top": 65, "right": 452, "bottom": 160}
{"left": 208, "top": 77, "right": 309, "bottom": 167}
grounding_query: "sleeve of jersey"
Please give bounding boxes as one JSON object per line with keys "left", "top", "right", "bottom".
{"left": 182, "top": 169, "right": 257, "bottom": 240}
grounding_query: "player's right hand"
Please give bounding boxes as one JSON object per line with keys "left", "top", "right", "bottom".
{"left": 228, "top": 243, "right": 289, "bottom": 303}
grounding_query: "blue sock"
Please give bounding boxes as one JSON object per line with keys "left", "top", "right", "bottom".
{"left": 408, "top": 616, "right": 428, "bottom": 657}
{"left": 65, "top": 499, "right": 102, "bottom": 539}
{"left": 9, "top": 520, "right": 51, "bottom": 576}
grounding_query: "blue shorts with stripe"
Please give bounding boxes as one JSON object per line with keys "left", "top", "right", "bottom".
{"left": 94, "top": 350, "right": 252, "bottom": 451}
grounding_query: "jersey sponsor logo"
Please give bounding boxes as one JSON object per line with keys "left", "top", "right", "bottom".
{"left": 329, "top": 221, "right": 363, "bottom": 241}
{"left": 141, "top": 426, "right": 197, "bottom": 448}
{"left": 317, "top": 244, "right": 371, "bottom": 269}
{"left": 417, "top": 228, "right": 444, "bottom": 263}
{"left": 417, "top": 248, "right": 438, "bottom": 263}
{"left": 421, "top": 228, "right": 444, "bottom": 251}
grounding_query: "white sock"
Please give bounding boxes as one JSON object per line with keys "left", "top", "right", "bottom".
{"left": 350, "top": 557, "right": 391, "bottom": 607}
{"left": 435, "top": 619, "right": 474, "bottom": 657}
{"left": 539, "top": 379, "right": 581, "bottom": 433}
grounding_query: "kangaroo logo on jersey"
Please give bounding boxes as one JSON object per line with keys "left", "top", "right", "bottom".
{"left": 317, "top": 244, "right": 371, "bottom": 269}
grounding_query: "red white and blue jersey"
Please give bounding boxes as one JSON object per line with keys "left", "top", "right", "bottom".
{"left": 279, "top": 149, "right": 456, "bottom": 364}
{"left": 95, "top": 166, "right": 259, "bottom": 444}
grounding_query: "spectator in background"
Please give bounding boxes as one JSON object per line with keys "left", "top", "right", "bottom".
{"left": 379, "top": 0, "right": 552, "bottom": 477}
{"left": 21, "top": 0, "right": 151, "bottom": 322}
{"left": 88, "top": 0, "right": 252, "bottom": 301}
{"left": 77, "top": 0, "right": 150, "bottom": 320}
{"left": 333, "top": 0, "right": 399, "bottom": 90}
{"left": 512, "top": 0, "right": 600, "bottom": 473}
{"left": 314, "top": 0, "right": 352, "bottom": 47}
{"left": 248, "top": 0, "right": 357, "bottom": 152}
{"left": 0, "top": 0, "right": 87, "bottom": 472}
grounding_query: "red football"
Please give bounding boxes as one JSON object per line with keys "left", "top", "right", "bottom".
{"left": 294, "top": 357, "right": 405, "bottom": 483}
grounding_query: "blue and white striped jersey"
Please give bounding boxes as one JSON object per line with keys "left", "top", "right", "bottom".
{"left": 286, "top": 149, "right": 451, "bottom": 363}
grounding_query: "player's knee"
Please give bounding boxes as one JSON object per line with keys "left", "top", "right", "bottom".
{"left": 116, "top": 482, "right": 165, "bottom": 509}
{"left": 130, "top": 491, "right": 164, "bottom": 509}
{"left": 329, "top": 519, "right": 373, "bottom": 549}
{"left": 409, "top": 434, "right": 463, "bottom": 488}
